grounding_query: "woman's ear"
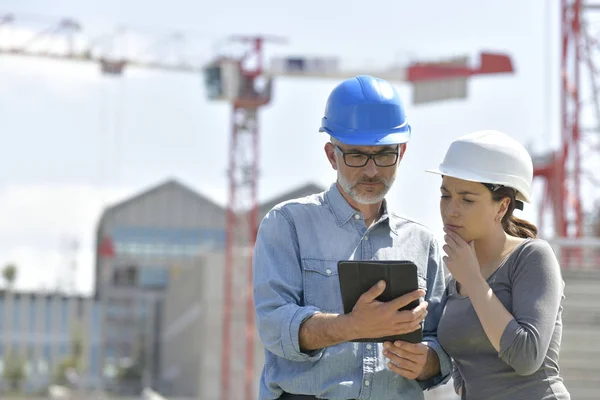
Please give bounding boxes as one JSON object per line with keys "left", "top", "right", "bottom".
{"left": 497, "top": 197, "right": 511, "bottom": 221}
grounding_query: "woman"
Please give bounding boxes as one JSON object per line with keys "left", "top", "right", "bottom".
{"left": 387, "top": 130, "right": 570, "bottom": 399}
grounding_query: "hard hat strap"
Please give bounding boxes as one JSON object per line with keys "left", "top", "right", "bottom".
{"left": 482, "top": 183, "right": 502, "bottom": 192}
{"left": 481, "top": 183, "right": 523, "bottom": 210}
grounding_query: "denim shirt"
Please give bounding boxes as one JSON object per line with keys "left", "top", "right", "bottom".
{"left": 252, "top": 183, "right": 452, "bottom": 400}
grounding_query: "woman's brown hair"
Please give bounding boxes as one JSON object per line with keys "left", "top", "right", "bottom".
{"left": 484, "top": 184, "right": 538, "bottom": 239}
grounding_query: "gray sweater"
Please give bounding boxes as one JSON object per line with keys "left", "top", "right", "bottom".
{"left": 438, "top": 239, "right": 570, "bottom": 400}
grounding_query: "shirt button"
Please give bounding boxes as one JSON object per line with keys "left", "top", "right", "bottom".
{"left": 364, "top": 235, "right": 369, "bottom": 241}
{"left": 366, "top": 344, "right": 372, "bottom": 350}
{"left": 354, "top": 213, "right": 361, "bottom": 220}
{"left": 364, "top": 380, "right": 370, "bottom": 387}
{"left": 325, "top": 268, "right": 332, "bottom": 275}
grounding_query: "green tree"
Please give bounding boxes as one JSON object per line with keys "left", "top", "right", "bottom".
{"left": 2, "top": 263, "right": 17, "bottom": 289}
{"left": 3, "top": 351, "right": 26, "bottom": 393}
{"left": 117, "top": 332, "right": 146, "bottom": 384}
{"left": 53, "top": 323, "right": 85, "bottom": 386}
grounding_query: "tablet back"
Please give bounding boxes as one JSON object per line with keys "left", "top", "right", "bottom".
{"left": 337, "top": 260, "right": 423, "bottom": 343}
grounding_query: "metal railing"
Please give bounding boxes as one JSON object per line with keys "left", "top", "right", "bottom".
{"left": 547, "top": 237, "right": 600, "bottom": 270}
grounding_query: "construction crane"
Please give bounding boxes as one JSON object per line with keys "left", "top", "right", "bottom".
{"left": 0, "top": 12, "right": 515, "bottom": 400}
{"left": 532, "top": 0, "right": 600, "bottom": 250}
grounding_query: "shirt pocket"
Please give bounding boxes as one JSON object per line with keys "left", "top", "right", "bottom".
{"left": 301, "top": 258, "right": 343, "bottom": 313}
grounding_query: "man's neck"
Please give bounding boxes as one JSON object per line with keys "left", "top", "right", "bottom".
{"left": 336, "top": 183, "right": 383, "bottom": 227}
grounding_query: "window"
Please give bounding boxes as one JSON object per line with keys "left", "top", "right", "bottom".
{"left": 204, "top": 64, "right": 223, "bottom": 99}
{"left": 43, "top": 344, "right": 52, "bottom": 365}
{"left": 44, "top": 297, "right": 52, "bottom": 334}
{"left": 29, "top": 296, "right": 36, "bottom": 331}
{"left": 12, "top": 295, "right": 21, "bottom": 336}
{"left": 139, "top": 267, "right": 169, "bottom": 289}
{"left": 60, "top": 298, "right": 69, "bottom": 334}
{"left": 112, "top": 265, "right": 138, "bottom": 287}
{"left": 76, "top": 298, "right": 84, "bottom": 318}
{"left": 111, "top": 227, "right": 226, "bottom": 257}
{"left": 91, "top": 303, "right": 102, "bottom": 335}
{"left": 90, "top": 345, "right": 100, "bottom": 376}
{"left": 0, "top": 297, "right": 4, "bottom": 330}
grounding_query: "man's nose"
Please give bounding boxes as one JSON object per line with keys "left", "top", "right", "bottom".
{"left": 363, "top": 159, "right": 378, "bottom": 177}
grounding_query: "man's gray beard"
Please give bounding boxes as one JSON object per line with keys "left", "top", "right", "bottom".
{"left": 337, "top": 171, "right": 395, "bottom": 205}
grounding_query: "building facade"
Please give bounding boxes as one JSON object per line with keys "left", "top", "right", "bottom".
{"left": 0, "top": 290, "right": 102, "bottom": 394}
{"left": 159, "top": 183, "right": 325, "bottom": 399}
{"left": 94, "top": 179, "right": 227, "bottom": 394}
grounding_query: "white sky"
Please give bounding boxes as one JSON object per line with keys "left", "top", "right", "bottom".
{"left": 2, "top": 0, "right": 597, "bottom": 295}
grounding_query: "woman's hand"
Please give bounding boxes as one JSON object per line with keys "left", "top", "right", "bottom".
{"left": 442, "top": 227, "right": 482, "bottom": 286}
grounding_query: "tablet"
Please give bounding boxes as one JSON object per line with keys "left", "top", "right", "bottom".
{"left": 337, "top": 260, "right": 423, "bottom": 343}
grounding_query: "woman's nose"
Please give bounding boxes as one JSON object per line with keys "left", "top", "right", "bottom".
{"left": 444, "top": 201, "right": 459, "bottom": 218}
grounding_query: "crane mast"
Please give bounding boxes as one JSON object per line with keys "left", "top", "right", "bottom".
{"left": 532, "top": 1, "right": 600, "bottom": 267}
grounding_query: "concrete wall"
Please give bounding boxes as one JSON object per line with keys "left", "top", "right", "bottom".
{"left": 558, "top": 269, "right": 600, "bottom": 399}
{"left": 161, "top": 250, "right": 264, "bottom": 400}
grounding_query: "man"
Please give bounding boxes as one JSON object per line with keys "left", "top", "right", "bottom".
{"left": 252, "top": 75, "right": 451, "bottom": 400}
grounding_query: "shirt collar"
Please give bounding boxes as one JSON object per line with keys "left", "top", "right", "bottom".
{"left": 325, "top": 182, "right": 397, "bottom": 234}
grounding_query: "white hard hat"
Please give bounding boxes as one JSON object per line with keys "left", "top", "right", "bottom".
{"left": 426, "top": 130, "right": 533, "bottom": 204}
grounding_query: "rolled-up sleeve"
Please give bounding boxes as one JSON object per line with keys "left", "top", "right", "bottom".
{"left": 252, "top": 207, "right": 323, "bottom": 362}
{"left": 498, "top": 240, "right": 564, "bottom": 376}
{"left": 419, "top": 237, "right": 452, "bottom": 390}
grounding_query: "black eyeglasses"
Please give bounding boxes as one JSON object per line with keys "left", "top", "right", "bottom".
{"left": 334, "top": 144, "right": 399, "bottom": 168}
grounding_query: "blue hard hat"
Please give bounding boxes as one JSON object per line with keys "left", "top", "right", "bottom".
{"left": 319, "top": 75, "right": 411, "bottom": 145}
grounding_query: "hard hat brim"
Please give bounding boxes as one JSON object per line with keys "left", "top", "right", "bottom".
{"left": 323, "top": 129, "right": 411, "bottom": 146}
{"left": 425, "top": 166, "right": 531, "bottom": 203}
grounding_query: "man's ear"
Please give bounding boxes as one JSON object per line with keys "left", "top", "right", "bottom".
{"left": 398, "top": 143, "right": 408, "bottom": 161}
{"left": 325, "top": 142, "right": 338, "bottom": 170}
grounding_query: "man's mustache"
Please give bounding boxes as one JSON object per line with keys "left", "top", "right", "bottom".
{"left": 358, "top": 178, "right": 384, "bottom": 184}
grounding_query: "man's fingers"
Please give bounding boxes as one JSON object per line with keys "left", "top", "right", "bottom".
{"left": 402, "top": 319, "right": 425, "bottom": 334}
{"left": 384, "top": 347, "right": 420, "bottom": 368}
{"left": 383, "top": 342, "right": 428, "bottom": 380}
{"left": 387, "top": 361, "right": 419, "bottom": 380}
{"left": 411, "top": 302, "right": 428, "bottom": 318}
{"left": 391, "top": 300, "right": 428, "bottom": 322}
{"left": 358, "top": 280, "right": 386, "bottom": 304}
{"left": 384, "top": 350, "right": 420, "bottom": 379}
{"left": 390, "top": 341, "right": 429, "bottom": 356}
{"left": 389, "top": 303, "right": 428, "bottom": 334}
{"left": 397, "top": 301, "right": 428, "bottom": 322}
{"left": 386, "top": 362, "right": 419, "bottom": 380}
{"left": 388, "top": 289, "right": 426, "bottom": 311}
{"left": 387, "top": 320, "right": 423, "bottom": 335}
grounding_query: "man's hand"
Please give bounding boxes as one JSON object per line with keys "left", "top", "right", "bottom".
{"left": 383, "top": 341, "right": 440, "bottom": 381}
{"left": 347, "top": 280, "right": 428, "bottom": 340}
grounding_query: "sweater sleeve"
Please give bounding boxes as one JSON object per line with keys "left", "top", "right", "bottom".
{"left": 498, "top": 240, "right": 564, "bottom": 376}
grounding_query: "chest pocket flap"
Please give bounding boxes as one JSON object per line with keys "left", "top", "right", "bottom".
{"left": 302, "top": 258, "right": 343, "bottom": 313}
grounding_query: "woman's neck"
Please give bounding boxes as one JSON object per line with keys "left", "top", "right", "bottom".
{"left": 473, "top": 229, "right": 512, "bottom": 273}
